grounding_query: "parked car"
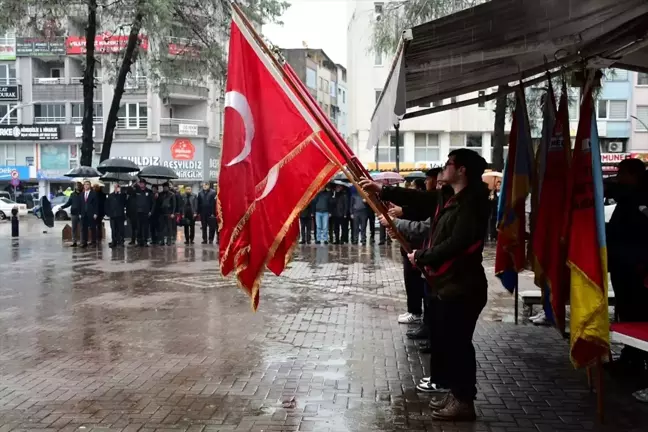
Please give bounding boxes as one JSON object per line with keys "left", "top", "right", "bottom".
{"left": 0, "top": 198, "right": 28, "bottom": 220}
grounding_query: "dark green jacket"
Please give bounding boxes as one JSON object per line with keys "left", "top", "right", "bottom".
{"left": 381, "top": 183, "right": 490, "bottom": 301}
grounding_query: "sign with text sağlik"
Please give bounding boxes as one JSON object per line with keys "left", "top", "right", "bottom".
{"left": 0, "top": 165, "right": 30, "bottom": 181}
{"left": 0, "top": 125, "right": 60, "bottom": 140}
{"left": 16, "top": 37, "right": 66, "bottom": 56}
{"left": 0, "top": 85, "right": 21, "bottom": 102}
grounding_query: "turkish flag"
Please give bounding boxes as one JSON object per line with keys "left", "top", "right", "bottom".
{"left": 218, "top": 14, "right": 345, "bottom": 310}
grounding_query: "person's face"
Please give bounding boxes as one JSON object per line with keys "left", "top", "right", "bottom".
{"left": 408, "top": 182, "right": 417, "bottom": 190}
{"left": 203, "top": 183, "right": 209, "bottom": 191}
{"left": 139, "top": 181, "right": 146, "bottom": 189}
{"left": 436, "top": 180, "right": 445, "bottom": 190}
{"left": 163, "top": 185, "right": 169, "bottom": 192}
{"left": 495, "top": 181, "right": 501, "bottom": 192}
{"left": 114, "top": 184, "right": 121, "bottom": 193}
{"left": 83, "top": 182, "right": 91, "bottom": 191}
{"left": 152, "top": 186, "right": 158, "bottom": 193}
{"left": 440, "top": 156, "right": 463, "bottom": 184}
{"left": 76, "top": 183, "right": 82, "bottom": 192}
{"left": 336, "top": 185, "right": 343, "bottom": 192}
{"left": 185, "top": 187, "right": 192, "bottom": 195}
{"left": 425, "top": 176, "right": 437, "bottom": 191}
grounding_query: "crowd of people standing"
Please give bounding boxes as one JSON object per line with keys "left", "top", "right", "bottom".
{"left": 61, "top": 180, "right": 219, "bottom": 248}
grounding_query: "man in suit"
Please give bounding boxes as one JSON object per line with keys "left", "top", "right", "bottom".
{"left": 106, "top": 183, "right": 127, "bottom": 248}
{"left": 80, "top": 180, "right": 98, "bottom": 248}
{"left": 197, "top": 182, "right": 217, "bottom": 244}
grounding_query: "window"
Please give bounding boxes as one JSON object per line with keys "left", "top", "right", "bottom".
{"left": 478, "top": 91, "right": 486, "bottom": 108}
{"left": 319, "top": 77, "right": 329, "bottom": 92}
{"left": 0, "top": 104, "right": 18, "bottom": 125}
{"left": 117, "top": 103, "right": 147, "bottom": 129}
{"left": 414, "top": 133, "right": 440, "bottom": 162}
{"left": 342, "top": 89, "right": 346, "bottom": 103}
{"left": 375, "top": 89, "right": 382, "bottom": 104}
{"left": 377, "top": 133, "right": 401, "bottom": 162}
{"left": 71, "top": 103, "right": 103, "bottom": 123}
{"left": 34, "top": 104, "right": 66, "bottom": 123}
{"left": 636, "top": 106, "right": 648, "bottom": 131}
{"left": 323, "top": 104, "right": 329, "bottom": 115}
{"left": 449, "top": 133, "right": 483, "bottom": 155}
{"left": 638, "top": 73, "right": 648, "bottom": 86}
{"left": 597, "top": 100, "right": 627, "bottom": 120}
{"left": 0, "top": 64, "right": 16, "bottom": 85}
{"left": 329, "top": 80, "right": 336, "bottom": 97}
{"left": 50, "top": 68, "right": 62, "bottom": 78}
{"left": 374, "top": 2, "right": 383, "bottom": 14}
{"left": 5, "top": 143, "right": 15, "bottom": 165}
{"left": 306, "top": 68, "right": 317, "bottom": 89}
{"left": 568, "top": 89, "right": 580, "bottom": 120}
{"left": 69, "top": 144, "right": 79, "bottom": 169}
{"left": 374, "top": 50, "right": 383, "bottom": 66}
{"left": 604, "top": 69, "right": 628, "bottom": 81}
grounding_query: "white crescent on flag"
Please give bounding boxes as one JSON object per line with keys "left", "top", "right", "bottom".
{"left": 224, "top": 91, "right": 255, "bottom": 167}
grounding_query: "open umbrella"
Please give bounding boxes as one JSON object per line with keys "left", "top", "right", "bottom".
{"left": 40, "top": 196, "right": 54, "bottom": 228}
{"left": 97, "top": 158, "right": 140, "bottom": 174}
{"left": 138, "top": 165, "right": 178, "bottom": 180}
{"left": 404, "top": 171, "right": 426, "bottom": 181}
{"left": 140, "top": 177, "right": 171, "bottom": 186}
{"left": 100, "top": 172, "right": 136, "bottom": 183}
{"left": 372, "top": 171, "right": 404, "bottom": 185}
{"left": 332, "top": 180, "right": 351, "bottom": 187}
{"left": 64, "top": 166, "right": 102, "bottom": 178}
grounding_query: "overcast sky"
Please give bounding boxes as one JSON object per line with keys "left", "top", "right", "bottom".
{"left": 262, "top": 0, "right": 349, "bottom": 67}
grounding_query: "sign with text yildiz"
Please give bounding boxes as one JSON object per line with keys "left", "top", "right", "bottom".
{"left": 0, "top": 85, "right": 21, "bottom": 102}
{"left": 0, "top": 40, "right": 16, "bottom": 60}
{"left": 66, "top": 33, "right": 149, "bottom": 55}
{"left": 16, "top": 37, "right": 66, "bottom": 56}
{"left": 0, "top": 166, "right": 30, "bottom": 180}
{"left": 118, "top": 156, "right": 204, "bottom": 180}
{"left": 0, "top": 125, "right": 60, "bottom": 140}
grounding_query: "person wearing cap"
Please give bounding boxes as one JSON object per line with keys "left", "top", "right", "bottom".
{"left": 132, "top": 179, "right": 153, "bottom": 247}
{"left": 106, "top": 183, "right": 127, "bottom": 247}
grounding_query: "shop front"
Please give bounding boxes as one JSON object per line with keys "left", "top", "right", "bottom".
{"left": 0, "top": 165, "right": 32, "bottom": 199}
{"left": 36, "top": 142, "right": 78, "bottom": 198}
{"left": 110, "top": 137, "right": 211, "bottom": 189}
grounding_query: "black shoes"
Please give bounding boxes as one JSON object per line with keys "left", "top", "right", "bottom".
{"left": 406, "top": 325, "right": 429, "bottom": 340}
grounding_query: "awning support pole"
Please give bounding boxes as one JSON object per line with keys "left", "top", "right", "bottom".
{"left": 394, "top": 123, "right": 400, "bottom": 172}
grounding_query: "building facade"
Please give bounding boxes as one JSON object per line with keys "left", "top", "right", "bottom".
{"left": 346, "top": 1, "right": 508, "bottom": 170}
{"left": 281, "top": 48, "right": 344, "bottom": 133}
{"left": 336, "top": 64, "right": 348, "bottom": 140}
{"left": 632, "top": 71, "right": 648, "bottom": 152}
{"left": 0, "top": 26, "right": 221, "bottom": 199}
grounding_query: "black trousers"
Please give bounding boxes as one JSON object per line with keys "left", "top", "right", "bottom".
{"left": 149, "top": 214, "right": 160, "bottom": 244}
{"left": 379, "top": 225, "right": 392, "bottom": 244}
{"left": 81, "top": 214, "right": 97, "bottom": 245}
{"left": 332, "top": 216, "right": 344, "bottom": 243}
{"left": 300, "top": 217, "right": 311, "bottom": 243}
{"left": 368, "top": 212, "right": 376, "bottom": 240}
{"left": 403, "top": 255, "right": 424, "bottom": 316}
{"left": 429, "top": 296, "right": 485, "bottom": 403}
{"left": 110, "top": 216, "right": 125, "bottom": 245}
{"left": 341, "top": 217, "right": 350, "bottom": 243}
{"left": 137, "top": 213, "right": 149, "bottom": 245}
{"left": 201, "top": 215, "right": 216, "bottom": 242}
{"left": 352, "top": 211, "right": 368, "bottom": 243}
{"left": 160, "top": 213, "right": 174, "bottom": 244}
{"left": 96, "top": 216, "right": 104, "bottom": 241}
{"left": 128, "top": 215, "right": 138, "bottom": 243}
{"left": 184, "top": 216, "right": 196, "bottom": 242}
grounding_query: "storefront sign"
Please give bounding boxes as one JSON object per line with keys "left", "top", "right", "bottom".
{"left": 0, "top": 40, "right": 16, "bottom": 60}
{"left": 16, "top": 37, "right": 66, "bottom": 56}
{"left": 600, "top": 153, "right": 629, "bottom": 163}
{"left": 171, "top": 138, "right": 195, "bottom": 160}
{"left": 0, "top": 125, "right": 60, "bottom": 140}
{"left": 74, "top": 125, "right": 95, "bottom": 138}
{"left": 66, "top": 33, "right": 149, "bottom": 55}
{"left": 0, "top": 166, "right": 30, "bottom": 181}
{"left": 118, "top": 156, "right": 204, "bottom": 179}
{"left": 0, "top": 85, "right": 21, "bottom": 101}
{"left": 38, "top": 143, "right": 71, "bottom": 180}
{"left": 208, "top": 158, "right": 219, "bottom": 180}
{"left": 178, "top": 123, "right": 198, "bottom": 136}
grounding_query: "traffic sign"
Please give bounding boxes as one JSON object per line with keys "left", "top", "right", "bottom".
{"left": 10, "top": 169, "right": 18, "bottom": 179}
{"left": 10, "top": 178, "right": 19, "bottom": 186}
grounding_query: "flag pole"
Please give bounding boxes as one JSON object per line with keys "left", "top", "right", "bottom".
{"left": 229, "top": 2, "right": 420, "bottom": 256}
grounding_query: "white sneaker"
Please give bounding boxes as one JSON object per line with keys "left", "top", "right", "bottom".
{"left": 416, "top": 381, "right": 449, "bottom": 393}
{"left": 531, "top": 311, "right": 547, "bottom": 325}
{"left": 529, "top": 310, "right": 544, "bottom": 321}
{"left": 419, "top": 377, "right": 431, "bottom": 385}
{"left": 398, "top": 313, "right": 421, "bottom": 324}
{"left": 398, "top": 312, "right": 411, "bottom": 319}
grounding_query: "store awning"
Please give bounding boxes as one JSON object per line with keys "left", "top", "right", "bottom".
{"left": 368, "top": 0, "right": 648, "bottom": 149}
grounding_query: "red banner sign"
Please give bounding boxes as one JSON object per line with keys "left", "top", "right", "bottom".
{"left": 66, "top": 33, "right": 149, "bottom": 55}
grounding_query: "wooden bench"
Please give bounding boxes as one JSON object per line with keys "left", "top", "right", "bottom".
{"left": 610, "top": 322, "right": 648, "bottom": 353}
{"left": 519, "top": 288, "right": 616, "bottom": 309}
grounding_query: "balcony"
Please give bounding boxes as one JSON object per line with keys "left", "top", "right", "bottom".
{"left": 125, "top": 77, "right": 148, "bottom": 95}
{"left": 31, "top": 76, "right": 103, "bottom": 101}
{"left": 71, "top": 116, "right": 103, "bottom": 124}
{"left": 160, "top": 118, "right": 208, "bottom": 137}
{"left": 0, "top": 78, "right": 18, "bottom": 86}
{"left": 115, "top": 117, "right": 148, "bottom": 139}
{"left": 165, "top": 79, "right": 209, "bottom": 102}
{"left": 35, "top": 116, "right": 65, "bottom": 124}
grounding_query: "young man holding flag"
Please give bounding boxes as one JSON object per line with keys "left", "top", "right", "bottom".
{"left": 360, "top": 148, "right": 490, "bottom": 421}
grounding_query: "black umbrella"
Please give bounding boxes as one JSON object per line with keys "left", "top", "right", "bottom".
{"left": 404, "top": 171, "right": 426, "bottom": 181}
{"left": 140, "top": 177, "right": 171, "bottom": 186}
{"left": 138, "top": 165, "right": 178, "bottom": 180}
{"left": 64, "top": 166, "right": 102, "bottom": 178}
{"left": 40, "top": 196, "right": 54, "bottom": 228}
{"left": 100, "top": 172, "right": 136, "bottom": 182}
{"left": 97, "top": 158, "right": 140, "bottom": 174}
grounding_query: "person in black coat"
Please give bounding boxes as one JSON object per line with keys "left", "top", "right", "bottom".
{"left": 197, "top": 182, "right": 217, "bottom": 244}
{"left": 172, "top": 183, "right": 182, "bottom": 245}
{"left": 149, "top": 185, "right": 161, "bottom": 245}
{"left": 94, "top": 184, "right": 107, "bottom": 242}
{"left": 158, "top": 183, "right": 177, "bottom": 246}
{"left": 299, "top": 199, "right": 314, "bottom": 244}
{"left": 330, "top": 185, "right": 349, "bottom": 244}
{"left": 106, "top": 183, "right": 127, "bottom": 247}
{"left": 131, "top": 179, "right": 154, "bottom": 247}
{"left": 181, "top": 185, "right": 198, "bottom": 244}
{"left": 80, "top": 180, "right": 98, "bottom": 248}
{"left": 126, "top": 180, "right": 139, "bottom": 245}
{"left": 61, "top": 182, "right": 83, "bottom": 247}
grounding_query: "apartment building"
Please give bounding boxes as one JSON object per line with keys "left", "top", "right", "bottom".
{"left": 281, "top": 48, "right": 344, "bottom": 133}
{"left": 347, "top": 1, "right": 507, "bottom": 170}
{"left": 632, "top": 71, "right": 648, "bottom": 153}
{"left": 0, "top": 24, "right": 222, "bottom": 198}
{"left": 336, "top": 65, "right": 348, "bottom": 140}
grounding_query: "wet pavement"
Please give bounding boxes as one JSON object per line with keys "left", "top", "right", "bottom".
{"left": 0, "top": 219, "right": 647, "bottom": 431}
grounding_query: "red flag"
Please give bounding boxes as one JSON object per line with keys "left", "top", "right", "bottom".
{"left": 218, "top": 13, "right": 345, "bottom": 310}
{"left": 532, "top": 85, "right": 571, "bottom": 332}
